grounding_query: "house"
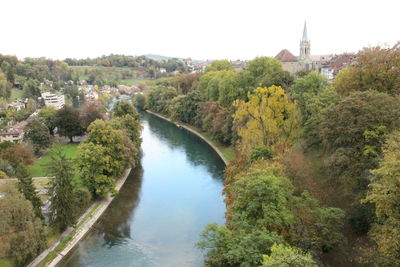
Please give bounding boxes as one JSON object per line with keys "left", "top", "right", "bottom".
{"left": 0, "top": 120, "right": 28, "bottom": 143}
{"left": 7, "top": 101, "right": 26, "bottom": 111}
{"left": 41, "top": 92, "right": 65, "bottom": 109}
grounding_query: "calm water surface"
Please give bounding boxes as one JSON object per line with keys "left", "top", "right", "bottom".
{"left": 61, "top": 113, "right": 226, "bottom": 267}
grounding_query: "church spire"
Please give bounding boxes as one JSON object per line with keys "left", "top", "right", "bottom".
{"left": 302, "top": 21, "right": 308, "bottom": 42}
{"left": 299, "top": 20, "right": 310, "bottom": 60}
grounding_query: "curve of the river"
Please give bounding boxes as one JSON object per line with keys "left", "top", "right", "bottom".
{"left": 60, "top": 112, "right": 226, "bottom": 267}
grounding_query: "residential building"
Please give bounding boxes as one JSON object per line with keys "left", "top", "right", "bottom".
{"left": 41, "top": 92, "right": 65, "bottom": 109}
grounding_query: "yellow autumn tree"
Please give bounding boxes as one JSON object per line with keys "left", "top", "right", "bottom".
{"left": 233, "top": 86, "right": 300, "bottom": 154}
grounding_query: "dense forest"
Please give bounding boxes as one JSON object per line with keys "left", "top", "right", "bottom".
{"left": 138, "top": 45, "right": 400, "bottom": 266}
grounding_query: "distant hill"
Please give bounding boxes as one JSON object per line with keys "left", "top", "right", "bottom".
{"left": 144, "top": 54, "right": 183, "bottom": 61}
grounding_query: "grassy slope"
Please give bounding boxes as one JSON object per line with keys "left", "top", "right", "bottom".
{"left": 10, "top": 88, "right": 23, "bottom": 101}
{"left": 28, "top": 143, "right": 78, "bottom": 177}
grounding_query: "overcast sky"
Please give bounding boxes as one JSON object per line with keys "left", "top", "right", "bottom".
{"left": 1, "top": 0, "right": 399, "bottom": 60}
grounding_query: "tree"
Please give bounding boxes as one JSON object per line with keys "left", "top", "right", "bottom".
{"left": 79, "top": 101, "right": 103, "bottom": 130}
{"left": 22, "top": 79, "right": 41, "bottom": 99}
{"left": 319, "top": 91, "right": 400, "bottom": 194}
{"left": 290, "top": 71, "right": 338, "bottom": 145}
{"left": 205, "top": 60, "right": 233, "bottom": 73}
{"left": 197, "top": 70, "right": 244, "bottom": 107}
{"left": 169, "top": 90, "right": 203, "bottom": 124}
{"left": 76, "top": 143, "right": 116, "bottom": 197}
{"left": 146, "top": 86, "right": 178, "bottom": 114}
{"left": 261, "top": 244, "right": 318, "bottom": 267}
{"left": 198, "top": 164, "right": 344, "bottom": 266}
{"left": 55, "top": 105, "right": 83, "bottom": 142}
{"left": 111, "top": 114, "right": 142, "bottom": 149}
{"left": 112, "top": 100, "right": 138, "bottom": 118}
{"left": 233, "top": 86, "right": 300, "bottom": 154}
{"left": 195, "top": 101, "right": 233, "bottom": 144}
{"left": 333, "top": 46, "right": 400, "bottom": 96}
{"left": 364, "top": 131, "right": 400, "bottom": 265}
{"left": 0, "top": 143, "right": 34, "bottom": 168}
{"left": 39, "top": 106, "right": 58, "bottom": 135}
{"left": 132, "top": 93, "right": 146, "bottom": 111}
{"left": 0, "top": 183, "right": 46, "bottom": 265}
{"left": 76, "top": 120, "right": 126, "bottom": 197}
{"left": 0, "top": 72, "right": 11, "bottom": 98}
{"left": 24, "top": 119, "right": 52, "bottom": 154}
{"left": 47, "top": 148, "right": 77, "bottom": 230}
{"left": 16, "top": 166, "right": 43, "bottom": 220}
{"left": 289, "top": 71, "right": 328, "bottom": 120}
{"left": 247, "top": 57, "right": 292, "bottom": 88}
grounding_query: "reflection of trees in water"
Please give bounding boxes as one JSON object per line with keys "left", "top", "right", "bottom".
{"left": 95, "top": 163, "right": 144, "bottom": 247}
{"left": 143, "top": 113, "right": 225, "bottom": 180}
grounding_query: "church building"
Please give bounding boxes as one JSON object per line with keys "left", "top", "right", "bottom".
{"left": 275, "top": 22, "right": 332, "bottom": 75}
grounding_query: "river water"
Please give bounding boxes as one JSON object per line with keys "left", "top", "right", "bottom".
{"left": 60, "top": 113, "right": 226, "bottom": 267}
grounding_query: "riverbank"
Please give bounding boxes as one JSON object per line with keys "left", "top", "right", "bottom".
{"left": 145, "top": 110, "right": 233, "bottom": 165}
{"left": 28, "top": 167, "right": 132, "bottom": 267}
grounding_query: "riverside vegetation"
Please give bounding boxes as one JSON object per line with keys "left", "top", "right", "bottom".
{"left": 0, "top": 99, "right": 142, "bottom": 266}
{"left": 138, "top": 46, "right": 400, "bottom": 266}
{"left": 1, "top": 45, "right": 400, "bottom": 266}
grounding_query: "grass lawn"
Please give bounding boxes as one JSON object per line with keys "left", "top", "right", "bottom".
{"left": 10, "top": 88, "right": 23, "bottom": 101}
{"left": 0, "top": 258, "right": 14, "bottom": 267}
{"left": 29, "top": 143, "right": 79, "bottom": 177}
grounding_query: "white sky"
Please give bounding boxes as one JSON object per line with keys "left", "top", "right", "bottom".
{"left": 1, "top": 0, "right": 399, "bottom": 60}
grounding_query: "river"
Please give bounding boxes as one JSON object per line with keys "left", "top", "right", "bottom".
{"left": 60, "top": 113, "right": 226, "bottom": 267}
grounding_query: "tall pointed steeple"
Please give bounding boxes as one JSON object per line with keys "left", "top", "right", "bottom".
{"left": 302, "top": 21, "right": 308, "bottom": 42}
{"left": 300, "top": 20, "right": 311, "bottom": 60}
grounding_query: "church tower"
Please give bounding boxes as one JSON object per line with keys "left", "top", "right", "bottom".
{"left": 299, "top": 21, "right": 310, "bottom": 60}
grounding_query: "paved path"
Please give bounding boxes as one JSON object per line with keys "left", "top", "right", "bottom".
{"left": 28, "top": 168, "right": 132, "bottom": 267}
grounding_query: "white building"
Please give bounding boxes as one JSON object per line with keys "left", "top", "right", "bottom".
{"left": 42, "top": 92, "right": 65, "bottom": 109}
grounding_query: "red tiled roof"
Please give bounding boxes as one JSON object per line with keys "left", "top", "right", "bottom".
{"left": 275, "top": 49, "right": 298, "bottom": 62}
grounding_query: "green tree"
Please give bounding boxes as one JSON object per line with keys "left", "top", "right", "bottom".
{"left": 16, "top": 166, "right": 43, "bottom": 220}
{"left": 0, "top": 183, "right": 46, "bottom": 265}
{"left": 334, "top": 46, "right": 400, "bottom": 96}
{"left": 76, "top": 142, "right": 116, "bottom": 197}
{"left": 319, "top": 91, "right": 400, "bottom": 195}
{"left": 169, "top": 90, "right": 203, "bottom": 123}
{"left": 24, "top": 119, "right": 52, "bottom": 154}
{"left": 132, "top": 93, "right": 146, "bottom": 111}
{"left": 0, "top": 72, "right": 11, "bottom": 98}
{"left": 364, "top": 131, "right": 400, "bottom": 265}
{"left": 247, "top": 57, "right": 292, "bottom": 88}
{"left": 76, "top": 120, "right": 126, "bottom": 197}
{"left": 261, "top": 244, "right": 318, "bottom": 267}
{"left": 205, "top": 60, "right": 233, "bottom": 73}
{"left": 38, "top": 106, "right": 58, "bottom": 135}
{"left": 55, "top": 105, "right": 83, "bottom": 142}
{"left": 146, "top": 86, "right": 178, "bottom": 114}
{"left": 112, "top": 100, "right": 138, "bottom": 118}
{"left": 47, "top": 148, "right": 77, "bottom": 231}
{"left": 290, "top": 71, "right": 328, "bottom": 120}
{"left": 22, "top": 79, "right": 41, "bottom": 99}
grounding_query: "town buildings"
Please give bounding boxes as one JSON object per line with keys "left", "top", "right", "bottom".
{"left": 275, "top": 22, "right": 354, "bottom": 80}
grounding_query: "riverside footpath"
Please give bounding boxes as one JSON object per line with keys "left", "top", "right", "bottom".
{"left": 28, "top": 168, "right": 132, "bottom": 267}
